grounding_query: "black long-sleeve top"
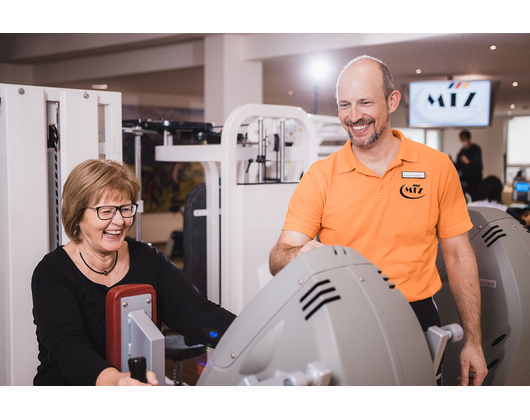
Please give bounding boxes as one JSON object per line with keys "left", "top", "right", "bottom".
{"left": 31, "top": 239, "right": 236, "bottom": 386}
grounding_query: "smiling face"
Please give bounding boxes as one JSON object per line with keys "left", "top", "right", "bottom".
{"left": 77, "top": 190, "right": 134, "bottom": 255}
{"left": 337, "top": 59, "right": 400, "bottom": 149}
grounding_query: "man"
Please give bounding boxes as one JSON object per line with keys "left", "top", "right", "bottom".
{"left": 269, "top": 55, "right": 488, "bottom": 386}
{"left": 455, "top": 130, "right": 483, "bottom": 201}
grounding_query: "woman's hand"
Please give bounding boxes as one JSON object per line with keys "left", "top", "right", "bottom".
{"left": 96, "top": 367, "right": 158, "bottom": 386}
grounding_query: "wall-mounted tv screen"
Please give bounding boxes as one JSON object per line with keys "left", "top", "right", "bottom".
{"left": 408, "top": 80, "right": 492, "bottom": 128}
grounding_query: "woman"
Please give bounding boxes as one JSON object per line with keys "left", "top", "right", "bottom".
{"left": 31, "top": 159, "right": 235, "bottom": 385}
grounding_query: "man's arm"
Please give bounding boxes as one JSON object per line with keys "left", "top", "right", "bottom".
{"left": 269, "top": 230, "right": 324, "bottom": 276}
{"left": 440, "top": 232, "right": 488, "bottom": 386}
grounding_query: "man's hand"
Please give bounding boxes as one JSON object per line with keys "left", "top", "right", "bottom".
{"left": 269, "top": 230, "right": 323, "bottom": 276}
{"left": 297, "top": 239, "right": 325, "bottom": 255}
{"left": 460, "top": 155, "right": 470, "bottom": 165}
{"left": 458, "top": 342, "right": 488, "bottom": 386}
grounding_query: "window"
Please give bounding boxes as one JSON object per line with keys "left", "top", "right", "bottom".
{"left": 506, "top": 117, "right": 530, "bottom": 183}
{"left": 396, "top": 128, "right": 441, "bottom": 151}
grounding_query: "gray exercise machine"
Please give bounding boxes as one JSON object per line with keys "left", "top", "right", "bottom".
{"left": 198, "top": 245, "right": 461, "bottom": 386}
{"left": 435, "top": 206, "right": 530, "bottom": 385}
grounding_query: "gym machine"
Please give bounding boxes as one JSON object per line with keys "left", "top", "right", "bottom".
{"left": 0, "top": 83, "right": 122, "bottom": 385}
{"left": 106, "top": 246, "right": 462, "bottom": 386}
{"left": 155, "top": 104, "right": 319, "bottom": 313}
{"left": 435, "top": 206, "right": 530, "bottom": 385}
{"left": 198, "top": 245, "right": 461, "bottom": 386}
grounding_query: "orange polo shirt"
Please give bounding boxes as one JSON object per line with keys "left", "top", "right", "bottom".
{"left": 283, "top": 130, "right": 472, "bottom": 302}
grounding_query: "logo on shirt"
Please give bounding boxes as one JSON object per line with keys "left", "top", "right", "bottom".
{"left": 400, "top": 183, "right": 426, "bottom": 199}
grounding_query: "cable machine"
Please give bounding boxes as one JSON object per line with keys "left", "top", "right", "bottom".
{"left": 0, "top": 83, "right": 122, "bottom": 385}
{"left": 155, "top": 104, "right": 318, "bottom": 313}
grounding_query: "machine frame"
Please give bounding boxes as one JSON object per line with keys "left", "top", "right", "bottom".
{"left": 0, "top": 83, "right": 122, "bottom": 385}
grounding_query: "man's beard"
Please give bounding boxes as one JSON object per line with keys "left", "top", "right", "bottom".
{"left": 347, "top": 115, "right": 389, "bottom": 149}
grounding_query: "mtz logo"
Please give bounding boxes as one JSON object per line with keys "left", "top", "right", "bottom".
{"left": 400, "top": 183, "right": 426, "bottom": 199}
{"left": 427, "top": 82, "right": 476, "bottom": 109}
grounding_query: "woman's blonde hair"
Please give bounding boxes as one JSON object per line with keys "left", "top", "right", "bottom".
{"left": 61, "top": 159, "right": 141, "bottom": 243}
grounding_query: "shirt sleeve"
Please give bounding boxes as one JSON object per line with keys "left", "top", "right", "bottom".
{"left": 436, "top": 154, "right": 473, "bottom": 239}
{"left": 152, "top": 248, "right": 236, "bottom": 347}
{"left": 32, "top": 261, "right": 113, "bottom": 385}
{"left": 282, "top": 161, "right": 327, "bottom": 238}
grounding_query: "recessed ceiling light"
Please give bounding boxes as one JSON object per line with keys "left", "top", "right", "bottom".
{"left": 490, "top": 45, "right": 497, "bottom": 50}
{"left": 507, "top": 111, "right": 512, "bottom": 115}
{"left": 510, "top": 104, "right": 516, "bottom": 109}
{"left": 415, "top": 69, "right": 422, "bottom": 74}
{"left": 288, "top": 90, "right": 294, "bottom": 96}
{"left": 513, "top": 82, "right": 519, "bottom": 87}
{"left": 91, "top": 84, "right": 108, "bottom": 90}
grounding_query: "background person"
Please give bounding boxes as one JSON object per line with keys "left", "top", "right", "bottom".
{"left": 455, "top": 130, "right": 483, "bottom": 202}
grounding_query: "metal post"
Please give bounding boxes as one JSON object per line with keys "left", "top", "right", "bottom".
{"left": 279, "top": 119, "right": 286, "bottom": 183}
{"left": 257, "top": 118, "right": 265, "bottom": 183}
{"left": 134, "top": 126, "right": 142, "bottom": 241}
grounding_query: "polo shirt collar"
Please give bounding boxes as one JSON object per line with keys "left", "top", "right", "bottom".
{"left": 337, "top": 129, "right": 419, "bottom": 174}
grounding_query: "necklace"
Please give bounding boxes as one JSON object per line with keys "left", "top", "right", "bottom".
{"left": 78, "top": 248, "right": 118, "bottom": 276}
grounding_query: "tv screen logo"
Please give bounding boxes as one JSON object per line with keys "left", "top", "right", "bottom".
{"left": 427, "top": 82, "right": 476, "bottom": 108}
{"left": 409, "top": 80, "right": 491, "bottom": 127}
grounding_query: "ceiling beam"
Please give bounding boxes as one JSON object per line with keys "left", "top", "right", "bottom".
{"left": 243, "top": 33, "right": 447, "bottom": 61}
{"left": 32, "top": 39, "right": 205, "bottom": 85}
{"left": 0, "top": 33, "right": 204, "bottom": 63}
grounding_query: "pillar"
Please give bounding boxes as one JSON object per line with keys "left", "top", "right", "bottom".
{"left": 204, "top": 34, "right": 263, "bottom": 125}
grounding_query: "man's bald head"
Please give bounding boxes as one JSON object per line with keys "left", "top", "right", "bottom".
{"left": 336, "top": 55, "right": 395, "bottom": 103}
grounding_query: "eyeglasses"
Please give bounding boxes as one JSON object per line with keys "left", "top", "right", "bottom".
{"left": 86, "top": 203, "right": 138, "bottom": 220}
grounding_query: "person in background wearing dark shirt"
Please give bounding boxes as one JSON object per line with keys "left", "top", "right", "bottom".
{"left": 32, "top": 159, "right": 235, "bottom": 386}
{"left": 455, "top": 130, "right": 483, "bottom": 201}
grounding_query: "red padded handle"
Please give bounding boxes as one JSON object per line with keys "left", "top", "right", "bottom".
{"left": 105, "top": 284, "right": 157, "bottom": 370}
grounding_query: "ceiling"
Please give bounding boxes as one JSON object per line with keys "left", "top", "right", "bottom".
{"left": 2, "top": 33, "right": 530, "bottom": 118}
{"left": 261, "top": 33, "right": 530, "bottom": 117}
